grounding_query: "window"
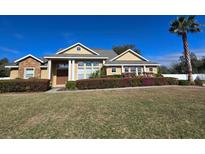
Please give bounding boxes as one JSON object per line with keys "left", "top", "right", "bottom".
{"left": 93, "top": 62, "right": 99, "bottom": 67}
{"left": 149, "top": 68, "right": 153, "bottom": 72}
{"left": 77, "top": 61, "right": 100, "bottom": 79}
{"left": 130, "top": 67, "right": 136, "bottom": 73}
{"left": 78, "top": 62, "right": 84, "bottom": 67}
{"left": 137, "top": 67, "right": 142, "bottom": 75}
{"left": 124, "top": 67, "right": 129, "bottom": 73}
{"left": 24, "top": 68, "right": 35, "bottom": 79}
{"left": 112, "top": 67, "right": 116, "bottom": 73}
{"left": 85, "top": 61, "right": 92, "bottom": 67}
{"left": 77, "top": 46, "right": 81, "bottom": 51}
{"left": 57, "top": 64, "right": 68, "bottom": 69}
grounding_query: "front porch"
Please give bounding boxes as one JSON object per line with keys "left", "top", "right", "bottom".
{"left": 47, "top": 59, "right": 103, "bottom": 87}
{"left": 105, "top": 65, "right": 158, "bottom": 76}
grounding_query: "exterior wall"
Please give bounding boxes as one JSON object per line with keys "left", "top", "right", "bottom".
{"left": 51, "top": 61, "right": 57, "bottom": 87}
{"left": 115, "top": 51, "right": 143, "bottom": 61}
{"left": 18, "top": 57, "right": 41, "bottom": 79}
{"left": 10, "top": 68, "right": 19, "bottom": 79}
{"left": 40, "top": 68, "right": 48, "bottom": 79}
{"left": 145, "top": 66, "right": 158, "bottom": 74}
{"left": 60, "top": 46, "right": 93, "bottom": 55}
{"left": 106, "top": 67, "right": 122, "bottom": 76}
{"left": 74, "top": 62, "right": 78, "bottom": 81}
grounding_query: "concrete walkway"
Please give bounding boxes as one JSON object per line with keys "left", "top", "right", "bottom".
{"left": 45, "top": 85, "right": 205, "bottom": 93}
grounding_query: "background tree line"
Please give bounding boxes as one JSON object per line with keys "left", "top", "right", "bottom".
{"left": 0, "top": 58, "right": 9, "bottom": 77}
{"left": 159, "top": 52, "right": 205, "bottom": 74}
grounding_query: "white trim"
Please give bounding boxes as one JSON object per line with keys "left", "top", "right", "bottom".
{"left": 24, "top": 67, "right": 35, "bottom": 79}
{"left": 104, "top": 63, "right": 160, "bottom": 66}
{"left": 67, "top": 60, "right": 69, "bottom": 81}
{"left": 143, "top": 65, "right": 146, "bottom": 73}
{"left": 56, "top": 42, "right": 100, "bottom": 55}
{"left": 5, "top": 65, "right": 19, "bottom": 68}
{"left": 5, "top": 65, "right": 47, "bottom": 68}
{"left": 44, "top": 56, "right": 108, "bottom": 59}
{"left": 110, "top": 49, "right": 149, "bottom": 62}
{"left": 68, "top": 60, "right": 72, "bottom": 81}
{"left": 72, "top": 60, "right": 75, "bottom": 80}
{"left": 121, "top": 65, "right": 124, "bottom": 73}
{"left": 14, "top": 54, "right": 44, "bottom": 63}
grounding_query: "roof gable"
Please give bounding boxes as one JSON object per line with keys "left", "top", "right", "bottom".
{"left": 110, "top": 49, "right": 149, "bottom": 62}
{"left": 14, "top": 54, "right": 44, "bottom": 63}
{"left": 56, "top": 42, "right": 99, "bottom": 55}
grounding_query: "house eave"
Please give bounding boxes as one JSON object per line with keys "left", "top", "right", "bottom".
{"left": 104, "top": 63, "right": 160, "bottom": 66}
{"left": 44, "top": 56, "right": 108, "bottom": 60}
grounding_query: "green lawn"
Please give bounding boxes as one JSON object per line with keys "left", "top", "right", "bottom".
{"left": 0, "top": 86, "right": 205, "bottom": 138}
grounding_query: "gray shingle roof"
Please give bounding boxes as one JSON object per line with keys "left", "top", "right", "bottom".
{"left": 92, "top": 49, "right": 118, "bottom": 59}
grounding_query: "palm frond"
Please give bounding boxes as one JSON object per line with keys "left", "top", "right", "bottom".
{"left": 169, "top": 15, "right": 202, "bottom": 35}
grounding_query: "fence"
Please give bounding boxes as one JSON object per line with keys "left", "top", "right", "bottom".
{"left": 0, "top": 77, "right": 10, "bottom": 80}
{"left": 162, "top": 74, "right": 205, "bottom": 80}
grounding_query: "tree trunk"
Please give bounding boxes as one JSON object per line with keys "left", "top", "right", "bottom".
{"left": 182, "top": 33, "right": 193, "bottom": 81}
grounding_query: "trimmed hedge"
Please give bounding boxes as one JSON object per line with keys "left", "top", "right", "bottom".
{"left": 76, "top": 77, "right": 178, "bottom": 90}
{"left": 66, "top": 81, "right": 76, "bottom": 90}
{"left": 178, "top": 80, "right": 191, "bottom": 86}
{"left": 0, "top": 79, "right": 50, "bottom": 93}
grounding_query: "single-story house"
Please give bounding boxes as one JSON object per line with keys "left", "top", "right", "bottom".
{"left": 5, "top": 42, "right": 160, "bottom": 87}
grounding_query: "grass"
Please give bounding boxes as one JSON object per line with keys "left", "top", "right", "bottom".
{"left": 0, "top": 86, "right": 205, "bottom": 139}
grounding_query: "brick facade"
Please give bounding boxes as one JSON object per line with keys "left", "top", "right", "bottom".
{"left": 18, "top": 57, "right": 41, "bottom": 79}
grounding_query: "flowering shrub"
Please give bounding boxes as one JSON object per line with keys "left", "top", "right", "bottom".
{"left": 76, "top": 77, "right": 178, "bottom": 90}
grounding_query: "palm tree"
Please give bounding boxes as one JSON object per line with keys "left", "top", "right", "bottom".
{"left": 169, "top": 16, "right": 202, "bottom": 81}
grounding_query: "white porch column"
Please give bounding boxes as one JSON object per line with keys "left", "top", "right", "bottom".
{"left": 68, "top": 60, "right": 71, "bottom": 81}
{"left": 121, "top": 65, "right": 124, "bottom": 73}
{"left": 72, "top": 60, "right": 75, "bottom": 80}
{"left": 143, "top": 65, "right": 146, "bottom": 73}
{"left": 48, "top": 60, "right": 51, "bottom": 79}
{"left": 136, "top": 67, "right": 138, "bottom": 76}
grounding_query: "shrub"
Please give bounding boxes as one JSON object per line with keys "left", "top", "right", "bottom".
{"left": 122, "top": 73, "right": 137, "bottom": 78}
{"left": 101, "top": 75, "right": 123, "bottom": 78}
{"left": 76, "top": 77, "right": 178, "bottom": 90}
{"left": 178, "top": 80, "right": 191, "bottom": 86}
{"left": 0, "top": 79, "right": 50, "bottom": 93}
{"left": 66, "top": 81, "right": 76, "bottom": 90}
{"left": 89, "top": 70, "right": 101, "bottom": 79}
{"left": 194, "top": 77, "right": 203, "bottom": 86}
{"left": 89, "top": 68, "right": 106, "bottom": 79}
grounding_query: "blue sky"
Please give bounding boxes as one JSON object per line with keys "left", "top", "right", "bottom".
{"left": 0, "top": 15, "right": 204, "bottom": 66}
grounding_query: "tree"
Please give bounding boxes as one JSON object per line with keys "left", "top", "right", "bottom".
{"left": 112, "top": 44, "right": 141, "bottom": 55}
{"left": 158, "top": 65, "right": 171, "bottom": 74}
{"left": 169, "top": 16, "right": 202, "bottom": 81}
{"left": 0, "top": 58, "right": 9, "bottom": 77}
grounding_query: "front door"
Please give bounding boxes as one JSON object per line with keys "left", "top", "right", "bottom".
{"left": 56, "top": 63, "right": 68, "bottom": 85}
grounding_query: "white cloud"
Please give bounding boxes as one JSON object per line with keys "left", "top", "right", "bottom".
{"left": 0, "top": 46, "right": 20, "bottom": 54}
{"left": 149, "top": 48, "right": 205, "bottom": 66}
